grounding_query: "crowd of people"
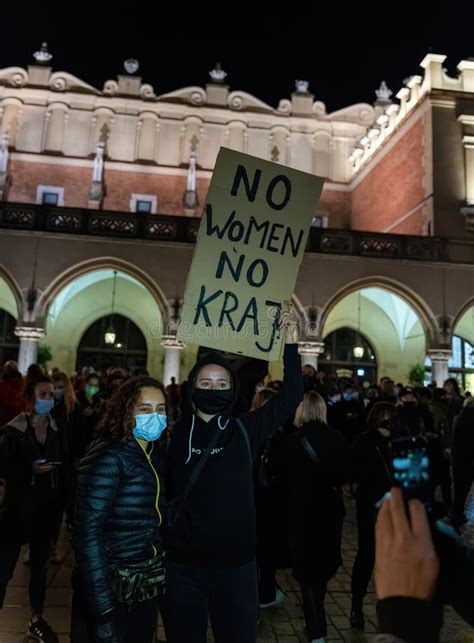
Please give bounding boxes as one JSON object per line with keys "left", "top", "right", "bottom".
{"left": 0, "top": 320, "right": 473, "bottom": 643}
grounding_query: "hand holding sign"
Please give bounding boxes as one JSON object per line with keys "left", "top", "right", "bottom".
{"left": 280, "top": 306, "right": 299, "bottom": 345}
{"left": 177, "top": 148, "right": 324, "bottom": 361}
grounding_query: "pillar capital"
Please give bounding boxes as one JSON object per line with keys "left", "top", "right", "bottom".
{"left": 298, "top": 341, "right": 325, "bottom": 356}
{"left": 427, "top": 348, "right": 452, "bottom": 362}
{"left": 14, "top": 326, "right": 45, "bottom": 341}
{"left": 160, "top": 334, "right": 185, "bottom": 350}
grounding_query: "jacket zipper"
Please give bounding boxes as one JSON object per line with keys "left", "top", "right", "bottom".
{"left": 136, "top": 440, "right": 162, "bottom": 557}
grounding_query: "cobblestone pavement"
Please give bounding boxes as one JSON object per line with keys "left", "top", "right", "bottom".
{"left": 1, "top": 489, "right": 473, "bottom": 642}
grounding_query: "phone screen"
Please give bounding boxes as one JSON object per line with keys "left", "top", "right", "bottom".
{"left": 390, "top": 436, "right": 431, "bottom": 507}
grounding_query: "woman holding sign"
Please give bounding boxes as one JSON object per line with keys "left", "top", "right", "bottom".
{"left": 165, "top": 309, "right": 303, "bottom": 642}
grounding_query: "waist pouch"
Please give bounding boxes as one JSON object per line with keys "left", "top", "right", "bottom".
{"left": 111, "top": 554, "right": 166, "bottom": 605}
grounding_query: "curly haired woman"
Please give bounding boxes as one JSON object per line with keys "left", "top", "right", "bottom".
{"left": 71, "top": 376, "right": 167, "bottom": 643}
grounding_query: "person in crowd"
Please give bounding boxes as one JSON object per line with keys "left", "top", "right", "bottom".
{"left": 76, "top": 372, "right": 100, "bottom": 411}
{"left": 364, "top": 384, "right": 380, "bottom": 414}
{"left": 165, "top": 310, "right": 303, "bottom": 643}
{"left": 253, "top": 387, "right": 291, "bottom": 610}
{"left": 76, "top": 372, "right": 103, "bottom": 447}
{"left": 444, "top": 377, "right": 465, "bottom": 442}
{"left": 396, "top": 386, "right": 425, "bottom": 435}
{"left": 302, "top": 365, "right": 328, "bottom": 399}
{"left": 94, "top": 369, "right": 126, "bottom": 405}
{"left": 328, "top": 381, "right": 365, "bottom": 444}
{"left": 0, "top": 375, "right": 67, "bottom": 643}
{"left": 451, "top": 397, "right": 474, "bottom": 528}
{"left": 379, "top": 378, "right": 396, "bottom": 403}
{"left": 71, "top": 376, "right": 168, "bottom": 643}
{"left": 166, "top": 376, "right": 182, "bottom": 422}
{"left": 286, "top": 391, "right": 348, "bottom": 643}
{"left": 431, "top": 388, "right": 449, "bottom": 443}
{"left": 51, "top": 371, "right": 84, "bottom": 551}
{"left": 415, "top": 387, "right": 436, "bottom": 434}
{"left": 350, "top": 402, "right": 396, "bottom": 631}
{"left": 0, "top": 360, "right": 26, "bottom": 425}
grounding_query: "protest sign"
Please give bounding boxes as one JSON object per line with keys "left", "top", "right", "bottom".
{"left": 177, "top": 147, "right": 324, "bottom": 361}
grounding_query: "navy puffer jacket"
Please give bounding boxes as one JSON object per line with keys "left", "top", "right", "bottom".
{"left": 73, "top": 437, "right": 165, "bottom": 615}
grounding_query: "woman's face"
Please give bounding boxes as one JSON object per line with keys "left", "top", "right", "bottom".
{"left": 54, "top": 379, "right": 66, "bottom": 392}
{"left": 87, "top": 376, "right": 100, "bottom": 389}
{"left": 195, "top": 364, "right": 231, "bottom": 390}
{"left": 35, "top": 381, "right": 54, "bottom": 401}
{"left": 444, "top": 382, "right": 454, "bottom": 396}
{"left": 133, "top": 386, "right": 166, "bottom": 416}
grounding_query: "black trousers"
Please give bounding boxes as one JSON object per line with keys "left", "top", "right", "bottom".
{"left": 258, "top": 565, "right": 277, "bottom": 604}
{"left": 300, "top": 579, "right": 328, "bottom": 639}
{"left": 351, "top": 499, "right": 376, "bottom": 610}
{"left": 70, "top": 581, "right": 159, "bottom": 643}
{"left": 165, "top": 559, "right": 258, "bottom": 643}
{"left": 0, "top": 525, "right": 53, "bottom": 614}
{"left": 452, "top": 471, "right": 473, "bottom": 522}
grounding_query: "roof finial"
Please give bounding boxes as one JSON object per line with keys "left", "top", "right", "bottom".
{"left": 375, "top": 80, "right": 393, "bottom": 104}
{"left": 209, "top": 62, "right": 227, "bottom": 83}
{"left": 295, "top": 79, "right": 309, "bottom": 93}
{"left": 124, "top": 59, "right": 140, "bottom": 75}
{"left": 33, "top": 42, "right": 53, "bottom": 65}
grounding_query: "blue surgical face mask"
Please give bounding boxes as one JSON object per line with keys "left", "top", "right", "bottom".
{"left": 35, "top": 398, "right": 55, "bottom": 415}
{"left": 132, "top": 413, "right": 167, "bottom": 442}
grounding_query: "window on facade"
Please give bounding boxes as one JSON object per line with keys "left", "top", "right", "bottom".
{"left": 36, "top": 185, "right": 64, "bottom": 207}
{"left": 319, "top": 327, "right": 377, "bottom": 383}
{"left": 129, "top": 194, "right": 157, "bottom": 214}
{"left": 76, "top": 314, "right": 147, "bottom": 371}
{"left": 136, "top": 200, "right": 153, "bottom": 213}
{"left": 42, "top": 192, "right": 59, "bottom": 205}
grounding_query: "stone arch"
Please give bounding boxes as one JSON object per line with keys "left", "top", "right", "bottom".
{"left": 452, "top": 297, "right": 474, "bottom": 345}
{"left": 0, "top": 265, "right": 22, "bottom": 319}
{"left": 37, "top": 256, "right": 170, "bottom": 328}
{"left": 319, "top": 276, "right": 439, "bottom": 348}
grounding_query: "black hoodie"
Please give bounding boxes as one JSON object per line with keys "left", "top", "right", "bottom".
{"left": 165, "top": 343, "right": 303, "bottom": 567}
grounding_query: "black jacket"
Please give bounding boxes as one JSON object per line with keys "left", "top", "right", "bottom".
{"left": 352, "top": 429, "right": 392, "bottom": 509}
{"left": 73, "top": 437, "right": 165, "bottom": 616}
{"left": 166, "top": 343, "right": 303, "bottom": 567}
{"left": 286, "top": 420, "right": 349, "bottom": 583}
{"left": 0, "top": 413, "right": 66, "bottom": 543}
{"left": 452, "top": 406, "right": 474, "bottom": 481}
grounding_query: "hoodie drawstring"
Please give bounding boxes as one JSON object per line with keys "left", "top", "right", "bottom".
{"left": 185, "top": 414, "right": 230, "bottom": 464}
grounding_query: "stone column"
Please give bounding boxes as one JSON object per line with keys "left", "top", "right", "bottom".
{"left": 14, "top": 326, "right": 45, "bottom": 374}
{"left": 427, "top": 349, "right": 452, "bottom": 386}
{"left": 43, "top": 103, "right": 68, "bottom": 153}
{"left": 161, "top": 335, "right": 185, "bottom": 385}
{"left": 298, "top": 341, "right": 325, "bottom": 371}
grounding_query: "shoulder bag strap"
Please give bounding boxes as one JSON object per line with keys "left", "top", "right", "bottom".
{"left": 235, "top": 418, "right": 253, "bottom": 468}
{"left": 300, "top": 434, "right": 321, "bottom": 466}
{"left": 169, "top": 421, "right": 223, "bottom": 527}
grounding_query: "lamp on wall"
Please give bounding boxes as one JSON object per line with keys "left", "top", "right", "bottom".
{"left": 104, "top": 270, "right": 118, "bottom": 345}
{"left": 353, "top": 291, "right": 365, "bottom": 359}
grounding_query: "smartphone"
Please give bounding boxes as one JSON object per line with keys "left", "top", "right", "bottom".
{"left": 389, "top": 436, "right": 432, "bottom": 509}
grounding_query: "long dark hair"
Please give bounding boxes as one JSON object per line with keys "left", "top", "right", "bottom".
{"left": 366, "top": 402, "right": 397, "bottom": 431}
{"left": 97, "top": 376, "right": 166, "bottom": 440}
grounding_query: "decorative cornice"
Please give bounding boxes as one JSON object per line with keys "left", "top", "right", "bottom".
{"left": 298, "top": 341, "right": 325, "bottom": 356}
{"left": 160, "top": 335, "right": 185, "bottom": 349}
{"left": 427, "top": 348, "right": 452, "bottom": 362}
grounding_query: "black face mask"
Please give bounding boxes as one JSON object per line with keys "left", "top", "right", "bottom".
{"left": 403, "top": 401, "right": 417, "bottom": 408}
{"left": 193, "top": 388, "right": 233, "bottom": 414}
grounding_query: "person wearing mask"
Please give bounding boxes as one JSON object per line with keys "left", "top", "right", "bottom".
{"left": 253, "top": 388, "right": 290, "bottom": 610}
{"left": 364, "top": 385, "right": 380, "bottom": 415}
{"left": 71, "top": 376, "right": 167, "bottom": 643}
{"left": 0, "top": 376, "right": 66, "bottom": 643}
{"left": 431, "top": 388, "right": 449, "bottom": 444}
{"left": 76, "top": 372, "right": 101, "bottom": 411}
{"left": 396, "top": 387, "right": 424, "bottom": 435}
{"left": 444, "top": 378, "right": 464, "bottom": 443}
{"left": 165, "top": 310, "right": 303, "bottom": 643}
{"left": 451, "top": 398, "right": 474, "bottom": 528}
{"left": 286, "top": 391, "right": 348, "bottom": 643}
{"left": 328, "top": 382, "right": 365, "bottom": 444}
{"left": 0, "top": 360, "right": 26, "bottom": 425}
{"left": 350, "top": 402, "right": 397, "bottom": 631}
{"left": 414, "top": 387, "right": 435, "bottom": 434}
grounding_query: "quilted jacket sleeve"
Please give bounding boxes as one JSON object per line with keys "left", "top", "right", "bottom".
{"left": 73, "top": 444, "right": 122, "bottom": 616}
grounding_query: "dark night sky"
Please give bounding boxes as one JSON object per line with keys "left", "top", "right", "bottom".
{"left": 1, "top": 2, "right": 473, "bottom": 113}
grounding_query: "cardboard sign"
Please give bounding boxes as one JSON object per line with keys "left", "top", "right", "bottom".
{"left": 177, "top": 147, "right": 325, "bottom": 361}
